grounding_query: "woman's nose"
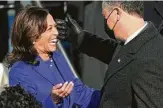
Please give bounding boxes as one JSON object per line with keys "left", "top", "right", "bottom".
{"left": 53, "top": 27, "right": 59, "bottom": 36}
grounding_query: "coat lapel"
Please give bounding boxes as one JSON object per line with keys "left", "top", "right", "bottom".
{"left": 103, "top": 47, "right": 135, "bottom": 86}
{"left": 52, "top": 51, "right": 67, "bottom": 82}
{"left": 103, "top": 21, "right": 159, "bottom": 87}
{"left": 52, "top": 51, "right": 75, "bottom": 82}
{"left": 32, "top": 57, "right": 55, "bottom": 85}
{"left": 32, "top": 51, "right": 72, "bottom": 86}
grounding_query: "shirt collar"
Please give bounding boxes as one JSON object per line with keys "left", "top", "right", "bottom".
{"left": 124, "top": 21, "right": 148, "bottom": 45}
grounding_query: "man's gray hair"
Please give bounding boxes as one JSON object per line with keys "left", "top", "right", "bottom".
{"left": 102, "top": 1, "right": 144, "bottom": 17}
{"left": 102, "top": 1, "right": 122, "bottom": 10}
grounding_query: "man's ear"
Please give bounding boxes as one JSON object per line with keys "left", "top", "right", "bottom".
{"left": 114, "top": 8, "right": 121, "bottom": 21}
{"left": 103, "top": 8, "right": 109, "bottom": 19}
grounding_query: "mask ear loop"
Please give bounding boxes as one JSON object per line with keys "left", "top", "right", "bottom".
{"left": 106, "top": 8, "right": 115, "bottom": 21}
{"left": 112, "top": 8, "right": 120, "bottom": 30}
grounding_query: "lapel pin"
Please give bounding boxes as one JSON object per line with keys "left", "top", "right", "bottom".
{"left": 118, "top": 58, "right": 121, "bottom": 63}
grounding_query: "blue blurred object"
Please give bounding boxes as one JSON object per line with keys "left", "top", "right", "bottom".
{"left": 8, "top": 9, "right": 15, "bottom": 53}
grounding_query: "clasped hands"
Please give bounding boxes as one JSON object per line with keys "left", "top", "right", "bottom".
{"left": 51, "top": 81, "right": 74, "bottom": 104}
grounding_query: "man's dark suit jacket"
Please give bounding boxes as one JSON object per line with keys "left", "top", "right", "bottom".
{"left": 78, "top": 22, "right": 163, "bottom": 108}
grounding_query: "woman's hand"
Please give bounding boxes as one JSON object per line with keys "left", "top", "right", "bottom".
{"left": 51, "top": 81, "right": 74, "bottom": 104}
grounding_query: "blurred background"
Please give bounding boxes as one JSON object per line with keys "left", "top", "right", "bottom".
{"left": 0, "top": 1, "right": 163, "bottom": 89}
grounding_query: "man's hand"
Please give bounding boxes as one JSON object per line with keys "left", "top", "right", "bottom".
{"left": 56, "top": 14, "right": 84, "bottom": 48}
{"left": 66, "top": 13, "right": 82, "bottom": 36}
{"left": 56, "top": 19, "right": 68, "bottom": 40}
{"left": 51, "top": 81, "right": 74, "bottom": 104}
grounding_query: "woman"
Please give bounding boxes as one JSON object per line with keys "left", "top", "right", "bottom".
{"left": 7, "top": 6, "right": 100, "bottom": 108}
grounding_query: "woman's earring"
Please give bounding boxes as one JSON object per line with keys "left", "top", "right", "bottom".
{"left": 33, "top": 42, "right": 36, "bottom": 45}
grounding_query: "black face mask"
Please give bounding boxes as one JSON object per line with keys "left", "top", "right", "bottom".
{"left": 104, "top": 8, "right": 118, "bottom": 40}
{"left": 104, "top": 18, "right": 116, "bottom": 40}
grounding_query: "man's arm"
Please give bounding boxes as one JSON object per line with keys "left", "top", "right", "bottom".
{"left": 78, "top": 31, "right": 117, "bottom": 64}
{"left": 56, "top": 15, "right": 118, "bottom": 64}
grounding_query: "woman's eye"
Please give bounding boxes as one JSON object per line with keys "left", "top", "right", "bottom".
{"left": 47, "top": 27, "right": 52, "bottom": 31}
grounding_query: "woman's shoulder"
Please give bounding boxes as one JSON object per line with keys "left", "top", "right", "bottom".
{"left": 10, "top": 61, "right": 30, "bottom": 72}
{"left": 9, "top": 60, "right": 34, "bottom": 78}
{"left": 12, "top": 61, "right": 26, "bottom": 67}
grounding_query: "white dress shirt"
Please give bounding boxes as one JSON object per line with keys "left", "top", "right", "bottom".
{"left": 124, "top": 21, "right": 148, "bottom": 45}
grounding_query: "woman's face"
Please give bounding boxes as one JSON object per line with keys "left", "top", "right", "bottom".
{"left": 34, "top": 14, "right": 59, "bottom": 54}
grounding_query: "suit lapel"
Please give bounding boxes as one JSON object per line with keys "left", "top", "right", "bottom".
{"left": 103, "top": 21, "right": 159, "bottom": 87}
{"left": 32, "top": 57, "right": 55, "bottom": 85}
{"left": 52, "top": 52, "right": 67, "bottom": 81}
{"left": 103, "top": 47, "right": 135, "bottom": 86}
{"left": 52, "top": 51, "right": 75, "bottom": 81}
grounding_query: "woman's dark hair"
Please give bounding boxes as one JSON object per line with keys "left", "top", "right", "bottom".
{"left": 6, "top": 6, "right": 49, "bottom": 67}
{"left": 0, "top": 84, "right": 42, "bottom": 108}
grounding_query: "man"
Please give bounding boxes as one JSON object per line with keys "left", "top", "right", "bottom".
{"left": 57, "top": 1, "right": 163, "bottom": 108}
{"left": 0, "top": 84, "right": 42, "bottom": 108}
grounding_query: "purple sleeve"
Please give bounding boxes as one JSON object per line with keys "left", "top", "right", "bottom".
{"left": 73, "top": 78, "right": 101, "bottom": 108}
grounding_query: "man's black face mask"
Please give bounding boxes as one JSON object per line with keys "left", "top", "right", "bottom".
{"left": 104, "top": 9, "right": 118, "bottom": 40}
{"left": 104, "top": 19, "right": 115, "bottom": 40}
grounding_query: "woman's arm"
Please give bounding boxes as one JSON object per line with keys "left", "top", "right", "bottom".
{"left": 73, "top": 78, "right": 101, "bottom": 108}
{"left": 55, "top": 51, "right": 101, "bottom": 107}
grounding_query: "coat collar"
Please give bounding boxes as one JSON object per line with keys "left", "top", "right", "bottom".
{"left": 32, "top": 51, "right": 62, "bottom": 86}
{"left": 122, "top": 21, "right": 159, "bottom": 55}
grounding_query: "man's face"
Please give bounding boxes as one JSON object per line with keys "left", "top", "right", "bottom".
{"left": 102, "top": 8, "right": 118, "bottom": 30}
{"left": 102, "top": 7, "right": 127, "bottom": 41}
